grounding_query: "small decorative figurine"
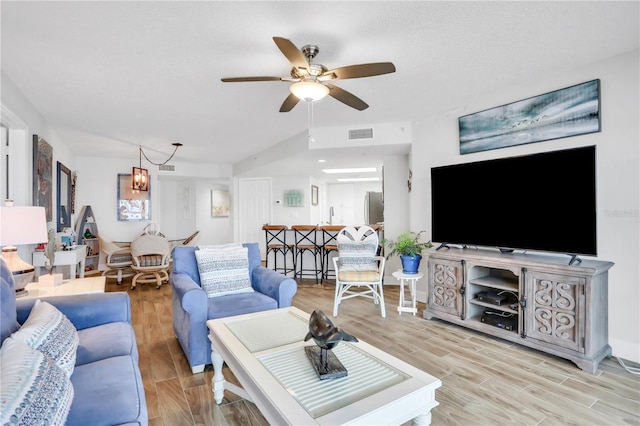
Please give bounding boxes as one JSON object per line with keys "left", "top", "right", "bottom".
{"left": 304, "top": 310, "right": 358, "bottom": 380}
{"left": 44, "top": 228, "right": 56, "bottom": 275}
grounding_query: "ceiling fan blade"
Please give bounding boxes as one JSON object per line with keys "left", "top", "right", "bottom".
{"left": 273, "top": 37, "right": 309, "bottom": 73}
{"left": 326, "top": 83, "right": 369, "bottom": 111}
{"left": 221, "top": 76, "right": 285, "bottom": 82}
{"left": 321, "top": 62, "right": 396, "bottom": 80}
{"left": 279, "top": 93, "right": 300, "bottom": 112}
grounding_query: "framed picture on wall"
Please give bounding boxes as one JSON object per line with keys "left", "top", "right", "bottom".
{"left": 311, "top": 185, "right": 319, "bottom": 206}
{"left": 458, "top": 79, "right": 601, "bottom": 154}
{"left": 32, "top": 135, "right": 53, "bottom": 222}
{"left": 211, "top": 189, "right": 230, "bottom": 217}
{"left": 117, "top": 173, "right": 151, "bottom": 221}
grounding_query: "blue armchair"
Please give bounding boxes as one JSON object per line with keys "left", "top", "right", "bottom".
{"left": 171, "top": 243, "right": 297, "bottom": 373}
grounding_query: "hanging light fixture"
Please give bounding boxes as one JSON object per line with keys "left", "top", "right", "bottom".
{"left": 132, "top": 147, "right": 149, "bottom": 191}
{"left": 290, "top": 78, "right": 329, "bottom": 102}
{"left": 132, "top": 143, "right": 182, "bottom": 191}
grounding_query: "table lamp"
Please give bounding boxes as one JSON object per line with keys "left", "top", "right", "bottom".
{"left": 0, "top": 205, "right": 48, "bottom": 295}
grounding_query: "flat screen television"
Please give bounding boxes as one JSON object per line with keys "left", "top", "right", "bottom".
{"left": 430, "top": 145, "right": 597, "bottom": 257}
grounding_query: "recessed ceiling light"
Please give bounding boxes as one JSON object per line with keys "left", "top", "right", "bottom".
{"left": 322, "top": 167, "right": 377, "bottom": 174}
{"left": 318, "top": 159, "right": 326, "bottom": 163}
{"left": 336, "top": 177, "right": 380, "bottom": 182}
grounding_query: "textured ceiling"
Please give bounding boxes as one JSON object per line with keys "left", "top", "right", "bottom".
{"left": 1, "top": 1, "right": 638, "bottom": 177}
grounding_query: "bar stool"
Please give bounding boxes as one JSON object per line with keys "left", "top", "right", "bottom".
{"left": 262, "top": 225, "right": 294, "bottom": 276}
{"left": 291, "top": 225, "right": 322, "bottom": 284}
{"left": 369, "top": 224, "right": 384, "bottom": 256}
{"left": 319, "top": 225, "right": 345, "bottom": 280}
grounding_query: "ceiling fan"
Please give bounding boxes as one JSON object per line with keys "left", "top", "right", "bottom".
{"left": 221, "top": 37, "right": 396, "bottom": 112}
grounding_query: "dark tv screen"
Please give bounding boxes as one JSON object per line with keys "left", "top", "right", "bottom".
{"left": 430, "top": 146, "right": 597, "bottom": 256}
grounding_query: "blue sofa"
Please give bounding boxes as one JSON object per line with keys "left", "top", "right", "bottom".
{"left": 0, "top": 258, "right": 147, "bottom": 426}
{"left": 171, "top": 243, "right": 297, "bottom": 373}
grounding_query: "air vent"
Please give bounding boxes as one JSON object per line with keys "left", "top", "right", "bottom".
{"left": 348, "top": 128, "right": 374, "bottom": 140}
{"left": 158, "top": 164, "right": 175, "bottom": 172}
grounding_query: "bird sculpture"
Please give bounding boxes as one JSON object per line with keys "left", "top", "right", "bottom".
{"left": 304, "top": 310, "right": 358, "bottom": 379}
{"left": 304, "top": 310, "right": 358, "bottom": 350}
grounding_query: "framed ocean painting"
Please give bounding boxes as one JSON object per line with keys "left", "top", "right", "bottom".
{"left": 459, "top": 79, "right": 601, "bottom": 154}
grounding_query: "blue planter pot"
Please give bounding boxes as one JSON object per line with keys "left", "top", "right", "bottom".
{"left": 400, "top": 254, "right": 422, "bottom": 274}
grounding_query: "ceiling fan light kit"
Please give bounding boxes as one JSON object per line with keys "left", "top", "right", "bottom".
{"left": 290, "top": 80, "right": 330, "bottom": 102}
{"left": 221, "top": 36, "right": 395, "bottom": 112}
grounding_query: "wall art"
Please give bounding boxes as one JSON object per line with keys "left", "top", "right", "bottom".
{"left": 117, "top": 173, "right": 151, "bottom": 221}
{"left": 459, "top": 79, "right": 601, "bottom": 154}
{"left": 32, "top": 135, "right": 53, "bottom": 222}
{"left": 211, "top": 189, "right": 230, "bottom": 217}
{"left": 311, "top": 185, "right": 319, "bottom": 206}
{"left": 284, "top": 189, "right": 304, "bottom": 207}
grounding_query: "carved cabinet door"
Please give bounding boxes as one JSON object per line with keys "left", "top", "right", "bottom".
{"left": 525, "top": 270, "right": 586, "bottom": 352}
{"left": 427, "top": 258, "right": 465, "bottom": 319}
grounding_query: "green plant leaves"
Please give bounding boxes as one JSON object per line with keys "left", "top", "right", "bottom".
{"left": 382, "top": 231, "right": 432, "bottom": 259}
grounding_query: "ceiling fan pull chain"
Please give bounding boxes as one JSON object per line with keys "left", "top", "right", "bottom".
{"left": 307, "top": 102, "right": 314, "bottom": 143}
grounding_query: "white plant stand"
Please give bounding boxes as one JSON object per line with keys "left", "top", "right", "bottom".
{"left": 393, "top": 270, "right": 424, "bottom": 316}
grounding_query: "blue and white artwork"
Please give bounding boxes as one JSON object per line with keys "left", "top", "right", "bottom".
{"left": 459, "top": 80, "right": 600, "bottom": 155}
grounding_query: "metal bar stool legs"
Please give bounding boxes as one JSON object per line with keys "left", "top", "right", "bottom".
{"left": 291, "top": 225, "right": 322, "bottom": 284}
{"left": 262, "top": 225, "right": 294, "bottom": 276}
{"left": 320, "top": 225, "right": 344, "bottom": 280}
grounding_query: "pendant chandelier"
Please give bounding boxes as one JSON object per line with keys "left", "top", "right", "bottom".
{"left": 132, "top": 142, "right": 182, "bottom": 191}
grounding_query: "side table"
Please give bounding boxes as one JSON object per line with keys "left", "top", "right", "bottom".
{"left": 32, "top": 245, "right": 87, "bottom": 279}
{"left": 392, "top": 270, "right": 424, "bottom": 316}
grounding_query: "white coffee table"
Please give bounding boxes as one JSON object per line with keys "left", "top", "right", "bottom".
{"left": 23, "top": 276, "right": 106, "bottom": 299}
{"left": 206, "top": 307, "right": 441, "bottom": 425}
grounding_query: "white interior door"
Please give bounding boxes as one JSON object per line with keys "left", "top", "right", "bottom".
{"left": 238, "top": 178, "right": 271, "bottom": 259}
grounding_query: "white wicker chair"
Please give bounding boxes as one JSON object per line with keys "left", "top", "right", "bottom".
{"left": 99, "top": 235, "right": 133, "bottom": 285}
{"left": 130, "top": 234, "right": 171, "bottom": 290}
{"left": 332, "top": 225, "right": 386, "bottom": 317}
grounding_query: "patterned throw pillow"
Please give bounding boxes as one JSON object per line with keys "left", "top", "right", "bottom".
{"left": 10, "top": 300, "right": 79, "bottom": 377}
{"left": 0, "top": 338, "right": 74, "bottom": 426}
{"left": 195, "top": 245, "right": 254, "bottom": 298}
{"left": 338, "top": 242, "right": 378, "bottom": 272}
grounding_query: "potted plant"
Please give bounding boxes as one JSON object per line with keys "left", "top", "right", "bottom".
{"left": 382, "top": 231, "right": 433, "bottom": 274}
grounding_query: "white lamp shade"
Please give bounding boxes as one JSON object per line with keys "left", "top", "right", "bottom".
{"left": 0, "top": 206, "right": 48, "bottom": 246}
{"left": 290, "top": 81, "right": 330, "bottom": 102}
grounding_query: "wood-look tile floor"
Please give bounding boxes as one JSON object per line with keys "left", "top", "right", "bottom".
{"left": 106, "top": 276, "right": 640, "bottom": 426}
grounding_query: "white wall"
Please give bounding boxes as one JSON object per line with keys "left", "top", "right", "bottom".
{"left": 270, "top": 175, "right": 310, "bottom": 226}
{"left": 73, "top": 156, "right": 232, "bottom": 246}
{"left": 382, "top": 154, "right": 411, "bottom": 277}
{"left": 410, "top": 49, "right": 639, "bottom": 363}
{"left": 158, "top": 176, "right": 232, "bottom": 246}
{"left": 194, "top": 179, "right": 233, "bottom": 245}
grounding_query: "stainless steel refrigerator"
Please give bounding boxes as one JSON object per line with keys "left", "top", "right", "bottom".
{"left": 364, "top": 191, "right": 384, "bottom": 225}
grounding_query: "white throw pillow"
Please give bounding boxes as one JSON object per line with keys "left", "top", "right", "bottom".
{"left": 10, "top": 299, "right": 79, "bottom": 377}
{"left": 0, "top": 338, "right": 74, "bottom": 426}
{"left": 197, "top": 243, "right": 244, "bottom": 251}
{"left": 195, "top": 245, "right": 254, "bottom": 298}
{"left": 338, "top": 241, "right": 378, "bottom": 272}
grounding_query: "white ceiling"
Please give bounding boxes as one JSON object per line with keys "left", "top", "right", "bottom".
{"left": 1, "top": 1, "right": 638, "bottom": 181}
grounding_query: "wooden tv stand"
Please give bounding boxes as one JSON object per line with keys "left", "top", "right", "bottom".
{"left": 423, "top": 247, "right": 614, "bottom": 374}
